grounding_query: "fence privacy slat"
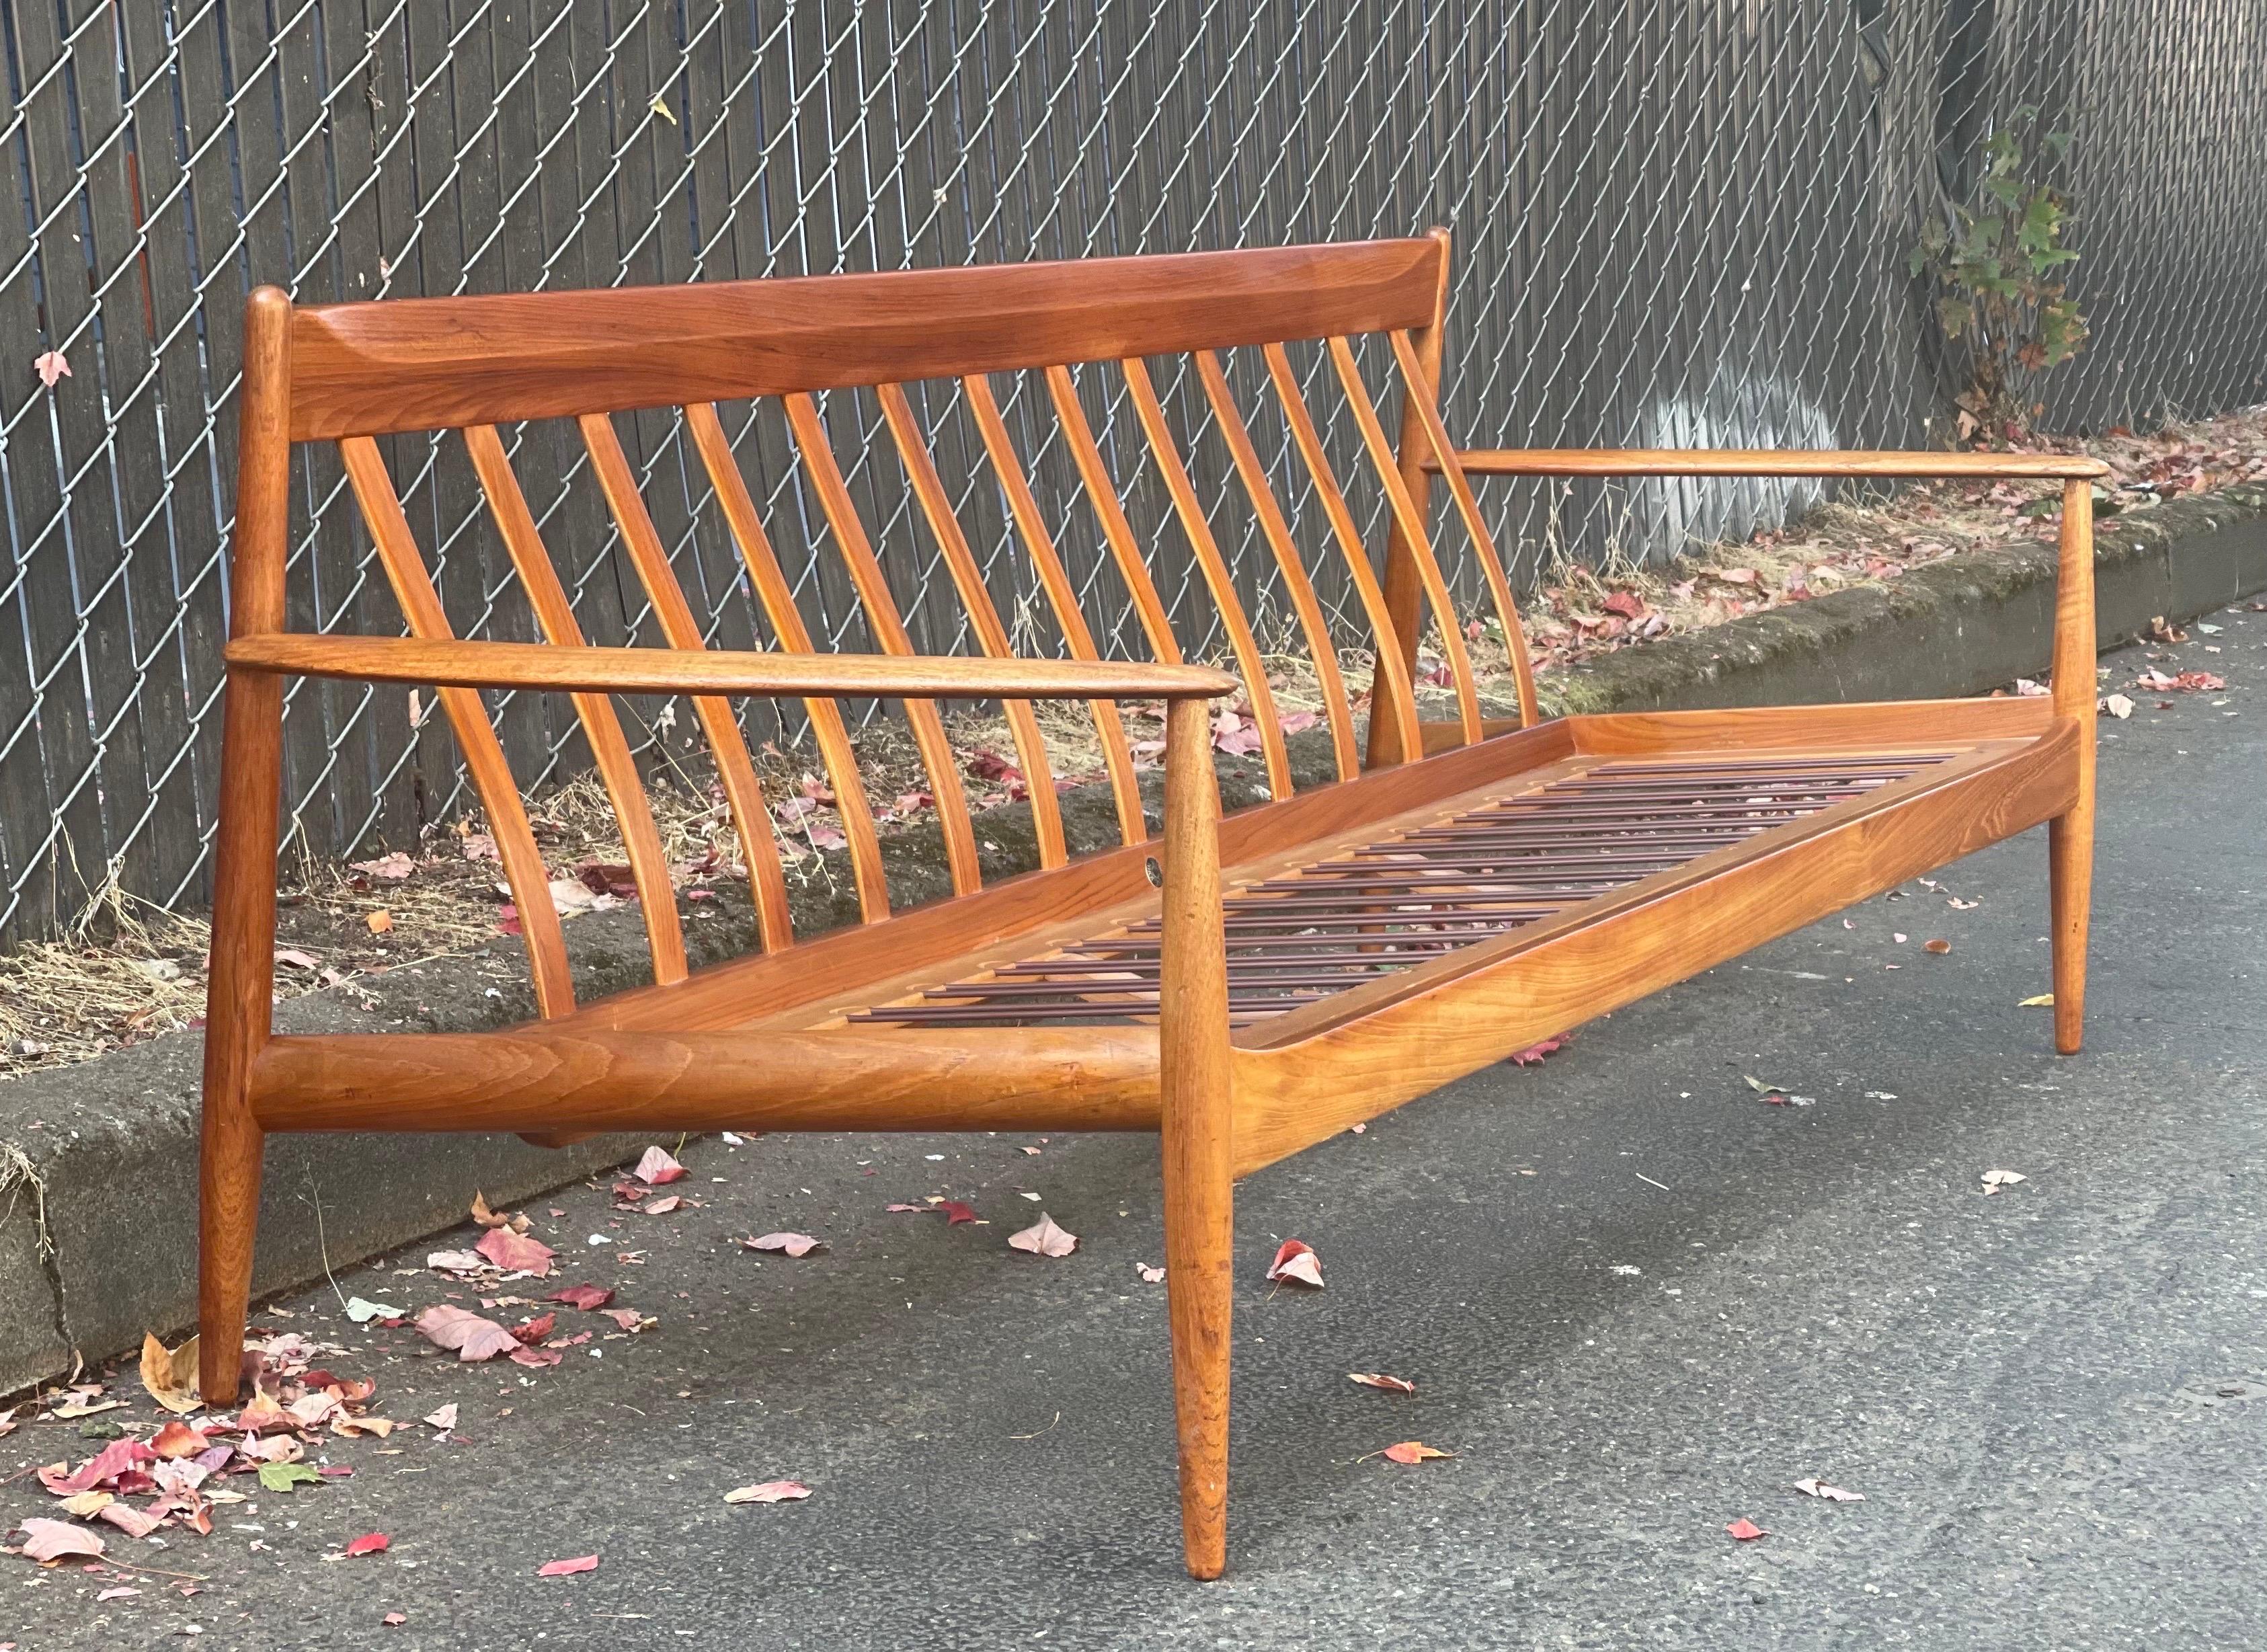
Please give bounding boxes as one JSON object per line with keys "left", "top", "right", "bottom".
{"left": 339, "top": 438, "right": 575, "bottom": 1017}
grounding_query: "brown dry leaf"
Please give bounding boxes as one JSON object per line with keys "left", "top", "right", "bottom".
{"left": 641, "top": 1194, "right": 683, "bottom": 1216}
{"left": 1923, "top": 939, "right": 1952, "bottom": 955}
{"left": 723, "top": 1480, "right": 812, "bottom": 1505}
{"left": 366, "top": 909, "right": 394, "bottom": 934}
{"left": 1006, "top": 1213, "right": 1078, "bottom": 1258}
{"left": 1265, "top": 1238, "right": 1323, "bottom": 1288}
{"left": 1349, "top": 1372, "right": 1417, "bottom": 1394}
{"left": 138, "top": 1331, "right": 201, "bottom": 1414}
{"left": 469, "top": 1191, "right": 510, "bottom": 1229}
{"left": 1381, "top": 1440, "right": 1451, "bottom": 1464}
{"left": 150, "top": 1419, "right": 207, "bottom": 1459}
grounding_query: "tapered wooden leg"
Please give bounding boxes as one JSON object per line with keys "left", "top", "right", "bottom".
{"left": 2049, "top": 810, "right": 2092, "bottom": 1054}
{"left": 198, "top": 1069, "right": 264, "bottom": 1403}
{"left": 1159, "top": 696, "right": 1232, "bottom": 1580}
{"left": 2047, "top": 477, "right": 2096, "bottom": 1059}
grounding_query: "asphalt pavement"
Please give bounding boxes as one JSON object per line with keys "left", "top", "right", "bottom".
{"left": 6, "top": 606, "right": 2262, "bottom": 1651}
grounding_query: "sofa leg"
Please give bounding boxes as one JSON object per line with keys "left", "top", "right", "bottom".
{"left": 198, "top": 1082, "right": 264, "bottom": 1405}
{"left": 1160, "top": 694, "right": 1232, "bottom": 1579}
{"left": 2049, "top": 808, "right": 2092, "bottom": 1055}
{"left": 1163, "top": 1067, "right": 1233, "bottom": 1579}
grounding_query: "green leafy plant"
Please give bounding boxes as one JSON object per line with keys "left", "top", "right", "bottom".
{"left": 1911, "top": 106, "right": 2087, "bottom": 439}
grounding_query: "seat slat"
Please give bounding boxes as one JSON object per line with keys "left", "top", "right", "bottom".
{"left": 579, "top": 413, "right": 803, "bottom": 947}
{"left": 1326, "top": 336, "right": 1484, "bottom": 745}
{"left": 337, "top": 436, "right": 574, "bottom": 1017}
{"left": 1388, "top": 330, "right": 1540, "bottom": 726}
{"left": 1121, "top": 357, "right": 1293, "bottom": 799}
{"left": 1195, "top": 350, "right": 1359, "bottom": 782}
{"left": 1261, "top": 343, "right": 1424, "bottom": 768}
{"left": 783, "top": 392, "right": 984, "bottom": 897}
{"left": 682, "top": 401, "right": 888, "bottom": 928}
{"left": 877, "top": 381, "right": 1068, "bottom": 869}
{"left": 462, "top": 425, "right": 688, "bottom": 985}
{"left": 962, "top": 372, "right": 1150, "bottom": 845}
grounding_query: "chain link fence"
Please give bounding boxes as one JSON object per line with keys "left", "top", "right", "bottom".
{"left": 0, "top": 0, "right": 2261, "bottom": 946}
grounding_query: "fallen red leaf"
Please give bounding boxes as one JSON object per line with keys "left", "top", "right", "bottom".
{"left": 1381, "top": 1440, "right": 1450, "bottom": 1464}
{"left": 512, "top": 1312, "right": 557, "bottom": 1345}
{"left": 1348, "top": 1372, "right": 1417, "bottom": 1394}
{"left": 1726, "top": 1518, "right": 1768, "bottom": 1541}
{"left": 344, "top": 1532, "right": 390, "bottom": 1557}
{"left": 474, "top": 1226, "right": 557, "bottom": 1277}
{"left": 412, "top": 1305, "right": 521, "bottom": 1364}
{"left": 536, "top": 1555, "right": 599, "bottom": 1577}
{"left": 937, "top": 1200, "right": 979, "bottom": 1226}
{"left": 1506, "top": 1033, "right": 1569, "bottom": 1066}
{"left": 723, "top": 1480, "right": 812, "bottom": 1505}
{"left": 1265, "top": 1238, "right": 1323, "bottom": 1288}
{"left": 548, "top": 1285, "right": 614, "bottom": 1312}
{"left": 633, "top": 1144, "right": 686, "bottom": 1185}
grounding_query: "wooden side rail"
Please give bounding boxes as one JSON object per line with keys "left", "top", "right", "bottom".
{"left": 225, "top": 633, "right": 1240, "bottom": 703}
{"left": 1435, "top": 448, "right": 2112, "bottom": 479}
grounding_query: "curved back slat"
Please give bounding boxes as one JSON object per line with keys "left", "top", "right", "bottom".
{"left": 462, "top": 426, "right": 688, "bottom": 984}
{"left": 1260, "top": 344, "right": 1424, "bottom": 768}
{"left": 681, "top": 402, "right": 889, "bottom": 927}
{"left": 1119, "top": 357, "right": 1293, "bottom": 799}
{"left": 782, "top": 393, "right": 983, "bottom": 897}
{"left": 1193, "top": 350, "right": 1359, "bottom": 782}
{"left": 575, "top": 415, "right": 801, "bottom": 948}
{"left": 875, "top": 382, "right": 1068, "bottom": 869}
{"left": 338, "top": 436, "right": 574, "bottom": 1017}
{"left": 1387, "top": 331, "right": 1540, "bottom": 726}
{"left": 961, "top": 373, "right": 1149, "bottom": 845}
{"left": 1325, "top": 336, "right": 1484, "bottom": 745}
{"left": 1042, "top": 365, "right": 1183, "bottom": 665}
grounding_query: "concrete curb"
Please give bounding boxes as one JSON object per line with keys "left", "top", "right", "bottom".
{"left": 3, "top": 482, "right": 2262, "bottom": 1397}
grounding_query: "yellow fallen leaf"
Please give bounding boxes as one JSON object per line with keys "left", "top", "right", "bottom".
{"left": 138, "top": 1331, "right": 201, "bottom": 1413}
{"left": 2019, "top": 993, "right": 2055, "bottom": 1007}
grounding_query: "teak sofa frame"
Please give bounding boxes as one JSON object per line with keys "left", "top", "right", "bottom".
{"left": 200, "top": 233, "right": 2104, "bottom": 1578}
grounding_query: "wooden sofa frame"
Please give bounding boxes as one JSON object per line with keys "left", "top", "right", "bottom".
{"left": 200, "top": 232, "right": 2104, "bottom": 1578}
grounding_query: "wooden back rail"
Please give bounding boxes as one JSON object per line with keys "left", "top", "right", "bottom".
{"left": 200, "top": 234, "right": 2108, "bottom": 1583}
